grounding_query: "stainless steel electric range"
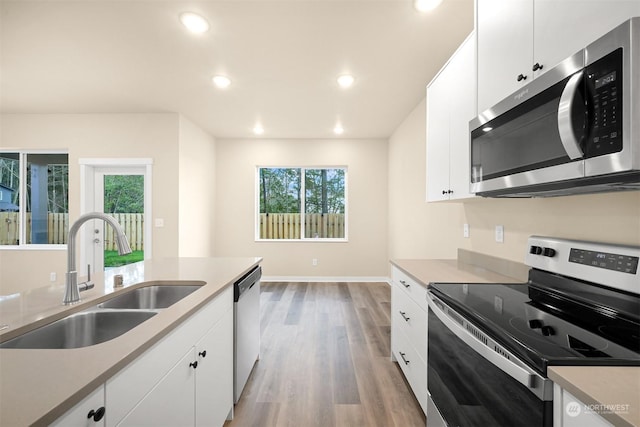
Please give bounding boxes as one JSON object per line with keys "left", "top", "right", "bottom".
{"left": 426, "top": 236, "right": 640, "bottom": 427}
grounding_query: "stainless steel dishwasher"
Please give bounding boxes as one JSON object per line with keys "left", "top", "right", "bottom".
{"left": 233, "top": 266, "right": 261, "bottom": 403}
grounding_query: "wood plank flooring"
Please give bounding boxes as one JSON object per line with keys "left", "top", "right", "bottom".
{"left": 225, "top": 282, "right": 426, "bottom": 427}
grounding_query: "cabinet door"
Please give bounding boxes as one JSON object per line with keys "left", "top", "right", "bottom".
{"left": 477, "top": 0, "right": 533, "bottom": 113}
{"left": 534, "top": 0, "right": 640, "bottom": 78}
{"left": 50, "top": 386, "right": 105, "bottom": 427}
{"left": 447, "top": 36, "right": 476, "bottom": 200}
{"left": 426, "top": 62, "right": 451, "bottom": 202}
{"left": 195, "top": 308, "right": 233, "bottom": 427}
{"left": 117, "top": 348, "right": 196, "bottom": 427}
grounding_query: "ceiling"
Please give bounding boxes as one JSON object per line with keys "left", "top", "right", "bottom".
{"left": 0, "top": 0, "right": 474, "bottom": 139}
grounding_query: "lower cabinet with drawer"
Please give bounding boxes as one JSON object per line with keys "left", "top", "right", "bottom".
{"left": 390, "top": 265, "right": 428, "bottom": 415}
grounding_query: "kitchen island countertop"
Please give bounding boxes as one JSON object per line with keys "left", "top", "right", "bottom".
{"left": 0, "top": 257, "right": 261, "bottom": 427}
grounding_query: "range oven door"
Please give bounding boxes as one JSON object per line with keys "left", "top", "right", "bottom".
{"left": 427, "top": 291, "right": 553, "bottom": 427}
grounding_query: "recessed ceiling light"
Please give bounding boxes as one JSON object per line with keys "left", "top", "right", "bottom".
{"left": 333, "top": 124, "right": 344, "bottom": 135}
{"left": 180, "top": 12, "right": 210, "bottom": 34}
{"left": 482, "top": 126, "right": 493, "bottom": 132}
{"left": 253, "top": 124, "right": 264, "bottom": 135}
{"left": 337, "top": 74, "right": 355, "bottom": 89}
{"left": 414, "top": 0, "right": 443, "bottom": 12}
{"left": 212, "top": 75, "right": 231, "bottom": 89}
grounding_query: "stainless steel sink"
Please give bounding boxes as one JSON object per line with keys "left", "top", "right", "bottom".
{"left": 0, "top": 310, "right": 157, "bottom": 349}
{"left": 97, "top": 285, "right": 202, "bottom": 310}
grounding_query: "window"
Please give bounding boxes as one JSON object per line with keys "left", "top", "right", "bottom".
{"left": 0, "top": 151, "right": 69, "bottom": 247}
{"left": 257, "top": 167, "right": 347, "bottom": 241}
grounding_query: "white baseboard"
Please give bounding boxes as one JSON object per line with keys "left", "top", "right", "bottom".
{"left": 262, "top": 276, "right": 390, "bottom": 283}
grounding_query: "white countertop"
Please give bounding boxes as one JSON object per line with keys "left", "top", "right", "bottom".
{"left": 0, "top": 257, "right": 261, "bottom": 427}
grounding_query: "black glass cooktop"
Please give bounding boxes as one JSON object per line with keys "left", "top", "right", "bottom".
{"left": 428, "top": 269, "right": 640, "bottom": 375}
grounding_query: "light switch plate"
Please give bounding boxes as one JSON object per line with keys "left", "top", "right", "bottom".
{"left": 495, "top": 225, "right": 504, "bottom": 243}
{"left": 463, "top": 223, "right": 470, "bottom": 238}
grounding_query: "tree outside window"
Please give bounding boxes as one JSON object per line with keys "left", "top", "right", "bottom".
{"left": 257, "top": 167, "right": 347, "bottom": 240}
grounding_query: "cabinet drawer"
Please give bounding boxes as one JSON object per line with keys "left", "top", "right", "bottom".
{"left": 392, "top": 284, "right": 427, "bottom": 362}
{"left": 392, "top": 325, "right": 427, "bottom": 415}
{"left": 391, "top": 266, "right": 428, "bottom": 311}
{"left": 106, "top": 286, "right": 232, "bottom": 426}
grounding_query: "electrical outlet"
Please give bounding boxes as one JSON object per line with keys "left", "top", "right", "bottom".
{"left": 463, "top": 223, "right": 470, "bottom": 238}
{"left": 312, "top": 258, "right": 318, "bottom": 266}
{"left": 50, "top": 272, "right": 57, "bottom": 282}
{"left": 495, "top": 225, "right": 504, "bottom": 243}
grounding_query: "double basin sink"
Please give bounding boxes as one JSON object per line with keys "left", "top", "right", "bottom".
{"left": 0, "top": 284, "right": 202, "bottom": 350}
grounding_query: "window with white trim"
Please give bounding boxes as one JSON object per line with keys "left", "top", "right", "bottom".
{"left": 256, "top": 167, "right": 347, "bottom": 241}
{"left": 0, "top": 151, "right": 69, "bottom": 247}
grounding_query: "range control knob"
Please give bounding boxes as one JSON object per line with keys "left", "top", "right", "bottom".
{"left": 528, "top": 319, "right": 543, "bottom": 329}
{"left": 542, "top": 248, "right": 556, "bottom": 257}
{"left": 529, "top": 245, "right": 543, "bottom": 255}
{"left": 541, "top": 326, "right": 555, "bottom": 336}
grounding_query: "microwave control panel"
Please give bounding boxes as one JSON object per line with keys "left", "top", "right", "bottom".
{"left": 585, "top": 47, "right": 623, "bottom": 158}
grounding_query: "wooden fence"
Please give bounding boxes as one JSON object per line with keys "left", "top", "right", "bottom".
{"left": 259, "top": 213, "right": 345, "bottom": 239}
{"left": 0, "top": 212, "right": 144, "bottom": 250}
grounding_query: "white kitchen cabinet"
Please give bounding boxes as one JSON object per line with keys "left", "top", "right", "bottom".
{"left": 476, "top": 0, "right": 533, "bottom": 114}
{"left": 195, "top": 311, "right": 234, "bottom": 427}
{"left": 106, "top": 286, "right": 233, "bottom": 427}
{"left": 50, "top": 386, "right": 105, "bottom": 427}
{"left": 553, "top": 384, "right": 614, "bottom": 427}
{"left": 426, "top": 33, "right": 476, "bottom": 202}
{"left": 116, "top": 349, "right": 196, "bottom": 427}
{"left": 390, "top": 265, "right": 428, "bottom": 414}
{"left": 477, "top": 0, "right": 640, "bottom": 113}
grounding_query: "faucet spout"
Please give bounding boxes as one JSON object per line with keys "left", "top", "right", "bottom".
{"left": 63, "top": 212, "right": 133, "bottom": 305}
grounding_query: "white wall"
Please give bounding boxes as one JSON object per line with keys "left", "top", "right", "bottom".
{"left": 214, "top": 138, "right": 389, "bottom": 279}
{"left": 388, "top": 98, "right": 640, "bottom": 265}
{"left": 178, "top": 116, "right": 216, "bottom": 257}
{"left": 0, "top": 113, "right": 181, "bottom": 295}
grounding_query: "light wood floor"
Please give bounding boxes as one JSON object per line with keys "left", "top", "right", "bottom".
{"left": 225, "top": 282, "right": 426, "bottom": 427}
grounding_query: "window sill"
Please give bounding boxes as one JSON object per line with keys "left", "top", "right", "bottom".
{"left": 0, "top": 245, "right": 67, "bottom": 251}
{"left": 255, "top": 238, "right": 348, "bottom": 243}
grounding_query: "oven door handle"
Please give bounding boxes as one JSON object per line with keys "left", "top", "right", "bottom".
{"left": 427, "top": 293, "right": 540, "bottom": 392}
{"left": 557, "top": 71, "right": 585, "bottom": 160}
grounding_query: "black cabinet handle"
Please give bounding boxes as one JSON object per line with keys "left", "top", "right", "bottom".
{"left": 517, "top": 74, "right": 527, "bottom": 82}
{"left": 532, "top": 62, "right": 543, "bottom": 72}
{"left": 189, "top": 361, "right": 198, "bottom": 369}
{"left": 199, "top": 350, "right": 207, "bottom": 358}
{"left": 400, "top": 311, "right": 410, "bottom": 322}
{"left": 399, "top": 352, "right": 410, "bottom": 365}
{"left": 399, "top": 280, "right": 410, "bottom": 289}
{"left": 87, "top": 407, "right": 106, "bottom": 422}
{"left": 448, "top": 190, "right": 453, "bottom": 194}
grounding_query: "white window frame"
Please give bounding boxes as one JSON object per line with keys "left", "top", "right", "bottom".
{"left": 255, "top": 166, "right": 348, "bottom": 242}
{"left": 0, "top": 150, "right": 69, "bottom": 251}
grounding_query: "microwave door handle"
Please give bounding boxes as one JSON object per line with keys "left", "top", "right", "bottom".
{"left": 427, "top": 293, "right": 539, "bottom": 391}
{"left": 557, "top": 72, "right": 585, "bottom": 160}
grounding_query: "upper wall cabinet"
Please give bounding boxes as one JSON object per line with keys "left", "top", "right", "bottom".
{"left": 477, "top": 0, "right": 640, "bottom": 114}
{"left": 426, "top": 34, "right": 476, "bottom": 202}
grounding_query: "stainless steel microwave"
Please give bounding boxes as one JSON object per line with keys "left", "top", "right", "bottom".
{"left": 469, "top": 17, "right": 639, "bottom": 197}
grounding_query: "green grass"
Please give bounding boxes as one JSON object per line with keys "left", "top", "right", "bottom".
{"left": 104, "top": 250, "right": 144, "bottom": 267}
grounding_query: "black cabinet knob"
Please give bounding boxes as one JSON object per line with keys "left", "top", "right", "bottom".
{"left": 517, "top": 74, "right": 527, "bottom": 82}
{"left": 442, "top": 190, "right": 447, "bottom": 195}
{"left": 198, "top": 350, "right": 207, "bottom": 358}
{"left": 87, "top": 407, "right": 106, "bottom": 422}
{"left": 541, "top": 326, "right": 555, "bottom": 336}
{"left": 528, "top": 319, "right": 543, "bottom": 329}
{"left": 529, "top": 245, "right": 543, "bottom": 255}
{"left": 543, "top": 248, "right": 556, "bottom": 257}
{"left": 189, "top": 361, "right": 198, "bottom": 369}
{"left": 532, "top": 63, "right": 543, "bottom": 71}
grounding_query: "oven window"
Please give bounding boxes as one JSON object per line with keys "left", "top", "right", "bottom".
{"left": 470, "top": 73, "right": 585, "bottom": 183}
{"left": 428, "top": 307, "right": 552, "bottom": 427}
